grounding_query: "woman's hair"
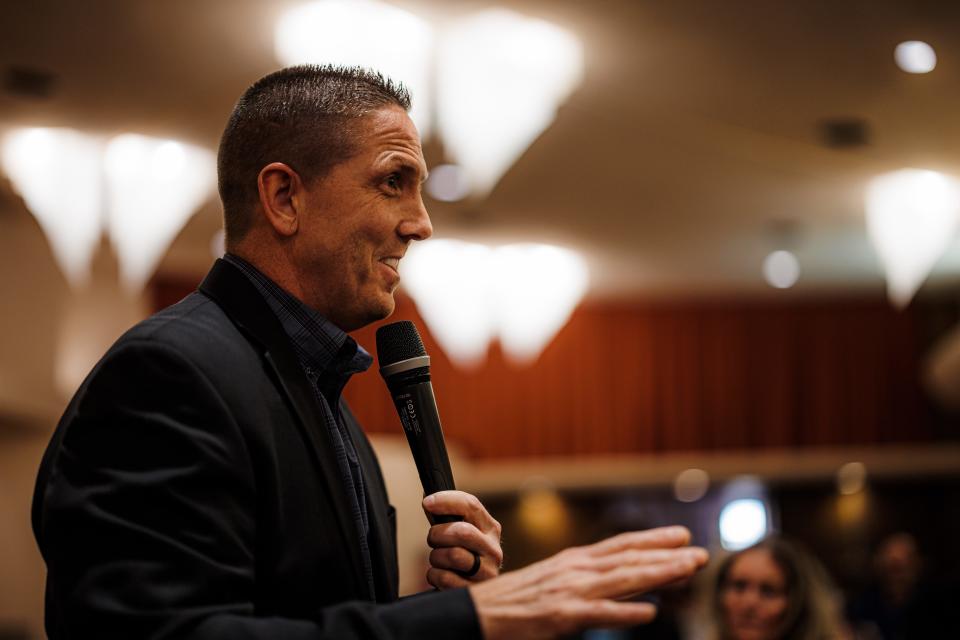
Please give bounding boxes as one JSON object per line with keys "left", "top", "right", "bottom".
{"left": 702, "top": 537, "right": 842, "bottom": 640}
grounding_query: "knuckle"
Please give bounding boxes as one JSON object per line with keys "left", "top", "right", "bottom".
{"left": 480, "top": 562, "right": 500, "bottom": 580}
{"left": 452, "top": 546, "right": 473, "bottom": 568}
{"left": 450, "top": 521, "right": 476, "bottom": 541}
{"left": 556, "top": 547, "right": 577, "bottom": 561}
{"left": 556, "top": 547, "right": 585, "bottom": 568}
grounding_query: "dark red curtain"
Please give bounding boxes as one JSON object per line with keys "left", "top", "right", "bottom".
{"left": 153, "top": 276, "right": 934, "bottom": 460}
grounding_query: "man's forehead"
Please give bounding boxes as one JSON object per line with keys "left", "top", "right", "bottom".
{"left": 361, "top": 105, "right": 419, "bottom": 143}
{"left": 363, "top": 107, "right": 427, "bottom": 175}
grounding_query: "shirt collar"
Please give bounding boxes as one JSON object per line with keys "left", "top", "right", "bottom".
{"left": 223, "top": 253, "right": 373, "bottom": 379}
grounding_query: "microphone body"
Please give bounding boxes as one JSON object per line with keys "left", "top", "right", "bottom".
{"left": 384, "top": 365, "right": 457, "bottom": 496}
{"left": 376, "top": 321, "right": 460, "bottom": 524}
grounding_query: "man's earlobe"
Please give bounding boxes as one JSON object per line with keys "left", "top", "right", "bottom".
{"left": 258, "top": 162, "right": 301, "bottom": 237}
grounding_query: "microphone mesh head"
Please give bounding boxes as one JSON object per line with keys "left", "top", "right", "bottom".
{"left": 376, "top": 320, "right": 427, "bottom": 367}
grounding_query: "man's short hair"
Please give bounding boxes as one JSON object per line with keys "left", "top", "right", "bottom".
{"left": 218, "top": 64, "right": 411, "bottom": 244}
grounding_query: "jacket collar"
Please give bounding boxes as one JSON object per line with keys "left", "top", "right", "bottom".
{"left": 221, "top": 253, "right": 373, "bottom": 380}
{"left": 198, "top": 258, "right": 376, "bottom": 599}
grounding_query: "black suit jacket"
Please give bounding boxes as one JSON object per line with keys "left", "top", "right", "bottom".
{"left": 32, "top": 259, "right": 480, "bottom": 639}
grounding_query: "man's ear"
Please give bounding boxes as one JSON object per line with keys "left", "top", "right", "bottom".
{"left": 257, "top": 162, "right": 303, "bottom": 237}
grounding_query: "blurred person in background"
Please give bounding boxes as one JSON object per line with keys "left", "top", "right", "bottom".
{"left": 696, "top": 537, "right": 844, "bottom": 640}
{"left": 847, "top": 532, "right": 952, "bottom": 639}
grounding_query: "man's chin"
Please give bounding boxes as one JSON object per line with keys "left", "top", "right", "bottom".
{"left": 363, "top": 296, "right": 397, "bottom": 327}
{"left": 376, "top": 298, "right": 396, "bottom": 320}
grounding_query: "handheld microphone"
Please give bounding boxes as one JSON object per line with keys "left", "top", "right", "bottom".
{"left": 376, "top": 320, "right": 461, "bottom": 524}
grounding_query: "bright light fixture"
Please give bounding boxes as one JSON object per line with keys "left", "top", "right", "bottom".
{"left": 1, "top": 128, "right": 104, "bottom": 287}
{"left": 517, "top": 486, "right": 570, "bottom": 542}
{"left": 491, "top": 243, "right": 589, "bottom": 364}
{"left": 837, "top": 461, "right": 867, "bottom": 495}
{"left": 719, "top": 498, "right": 768, "bottom": 550}
{"left": 400, "top": 239, "right": 496, "bottom": 367}
{"left": 895, "top": 41, "right": 937, "bottom": 74}
{"left": 762, "top": 250, "right": 800, "bottom": 289}
{"left": 274, "top": 0, "right": 433, "bottom": 137}
{"left": 104, "top": 134, "right": 216, "bottom": 291}
{"left": 401, "top": 239, "right": 589, "bottom": 367}
{"left": 273, "top": 5, "right": 583, "bottom": 198}
{"left": 1, "top": 127, "right": 215, "bottom": 292}
{"left": 673, "top": 468, "right": 710, "bottom": 503}
{"left": 865, "top": 169, "right": 960, "bottom": 308}
{"left": 437, "top": 9, "right": 584, "bottom": 196}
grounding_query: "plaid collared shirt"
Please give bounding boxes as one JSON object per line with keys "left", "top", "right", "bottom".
{"left": 224, "top": 253, "right": 377, "bottom": 599}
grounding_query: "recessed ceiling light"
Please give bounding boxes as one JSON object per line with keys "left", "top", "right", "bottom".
{"left": 762, "top": 250, "right": 800, "bottom": 289}
{"left": 894, "top": 41, "right": 937, "bottom": 74}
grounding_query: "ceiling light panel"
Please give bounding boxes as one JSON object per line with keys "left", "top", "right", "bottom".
{"left": 274, "top": 0, "right": 433, "bottom": 137}
{"left": 865, "top": 169, "right": 960, "bottom": 308}
{"left": 436, "top": 9, "right": 584, "bottom": 197}
{"left": 103, "top": 134, "right": 216, "bottom": 291}
{"left": 1, "top": 127, "right": 104, "bottom": 287}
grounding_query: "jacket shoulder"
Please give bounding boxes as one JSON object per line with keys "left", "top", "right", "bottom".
{"left": 111, "top": 291, "right": 259, "bottom": 371}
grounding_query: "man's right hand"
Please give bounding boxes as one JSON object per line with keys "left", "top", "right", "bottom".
{"left": 467, "top": 525, "right": 708, "bottom": 640}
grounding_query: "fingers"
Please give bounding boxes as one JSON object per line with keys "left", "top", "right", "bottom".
{"left": 567, "top": 599, "right": 659, "bottom": 630}
{"left": 584, "top": 549, "right": 708, "bottom": 600}
{"left": 427, "top": 520, "right": 504, "bottom": 566}
{"left": 430, "top": 547, "right": 500, "bottom": 581}
{"left": 587, "top": 548, "right": 697, "bottom": 572}
{"left": 585, "top": 526, "right": 691, "bottom": 557}
{"left": 470, "top": 576, "right": 661, "bottom": 639}
{"left": 423, "top": 491, "right": 502, "bottom": 537}
{"left": 467, "top": 526, "right": 709, "bottom": 638}
{"left": 424, "top": 492, "right": 504, "bottom": 587}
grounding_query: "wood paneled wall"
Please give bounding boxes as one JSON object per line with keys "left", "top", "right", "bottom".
{"left": 153, "top": 276, "right": 940, "bottom": 460}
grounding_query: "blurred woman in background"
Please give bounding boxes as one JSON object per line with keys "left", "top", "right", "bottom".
{"left": 698, "top": 537, "right": 844, "bottom": 640}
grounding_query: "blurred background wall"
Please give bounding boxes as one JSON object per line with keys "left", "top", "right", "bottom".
{"left": 2, "top": 1, "right": 960, "bottom": 638}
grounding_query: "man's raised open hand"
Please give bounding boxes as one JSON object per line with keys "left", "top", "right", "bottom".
{"left": 468, "top": 525, "right": 708, "bottom": 639}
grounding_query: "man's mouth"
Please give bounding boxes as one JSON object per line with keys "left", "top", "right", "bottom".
{"left": 379, "top": 256, "right": 401, "bottom": 274}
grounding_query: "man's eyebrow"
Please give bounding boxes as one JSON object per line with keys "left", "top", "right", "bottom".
{"left": 398, "top": 159, "right": 429, "bottom": 183}
{"left": 378, "top": 152, "right": 428, "bottom": 183}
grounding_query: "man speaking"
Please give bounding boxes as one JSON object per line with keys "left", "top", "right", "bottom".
{"left": 32, "top": 65, "right": 707, "bottom": 639}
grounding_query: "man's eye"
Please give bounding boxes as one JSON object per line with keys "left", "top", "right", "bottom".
{"left": 385, "top": 174, "right": 401, "bottom": 191}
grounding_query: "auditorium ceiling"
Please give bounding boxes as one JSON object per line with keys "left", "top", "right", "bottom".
{"left": 1, "top": 0, "right": 959, "bottom": 298}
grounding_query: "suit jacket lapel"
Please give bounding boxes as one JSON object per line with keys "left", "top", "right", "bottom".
{"left": 198, "top": 259, "right": 370, "bottom": 598}
{"left": 340, "top": 401, "right": 399, "bottom": 602}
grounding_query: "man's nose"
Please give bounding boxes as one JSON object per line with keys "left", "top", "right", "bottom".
{"left": 398, "top": 196, "right": 433, "bottom": 241}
